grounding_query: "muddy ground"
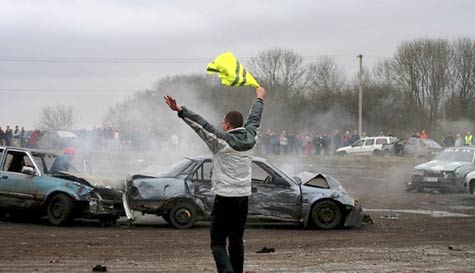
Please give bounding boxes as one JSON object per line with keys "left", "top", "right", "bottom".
{"left": 1, "top": 154, "right": 475, "bottom": 273}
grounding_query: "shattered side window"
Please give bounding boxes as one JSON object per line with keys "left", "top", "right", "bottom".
{"left": 3, "top": 151, "right": 34, "bottom": 173}
{"left": 252, "top": 162, "right": 270, "bottom": 183}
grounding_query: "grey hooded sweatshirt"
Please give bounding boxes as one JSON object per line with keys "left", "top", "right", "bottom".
{"left": 178, "top": 99, "right": 264, "bottom": 197}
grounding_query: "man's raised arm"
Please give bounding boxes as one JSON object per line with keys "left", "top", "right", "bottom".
{"left": 244, "top": 87, "right": 266, "bottom": 136}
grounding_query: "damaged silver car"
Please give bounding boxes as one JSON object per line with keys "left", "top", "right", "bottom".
{"left": 0, "top": 147, "right": 124, "bottom": 225}
{"left": 124, "top": 156, "right": 364, "bottom": 229}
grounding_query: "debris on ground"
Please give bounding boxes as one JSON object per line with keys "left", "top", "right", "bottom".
{"left": 256, "top": 246, "right": 275, "bottom": 253}
{"left": 448, "top": 246, "right": 462, "bottom": 251}
{"left": 92, "top": 264, "right": 107, "bottom": 272}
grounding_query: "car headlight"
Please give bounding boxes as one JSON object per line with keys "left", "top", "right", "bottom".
{"left": 414, "top": 169, "right": 424, "bottom": 176}
{"left": 442, "top": 171, "right": 455, "bottom": 179}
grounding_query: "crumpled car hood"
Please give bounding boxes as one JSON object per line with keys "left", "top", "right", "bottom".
{"left": 55, "top": 171, "right": 122, "bottom": 189}
{"left": 415, "top": 160, "right": 470, "bottom": 172}
{"left": 295, "top": 171, "right": 346, "bottom": 192}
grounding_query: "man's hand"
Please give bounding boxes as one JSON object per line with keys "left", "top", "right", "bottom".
{"left": 256, "top": 87, "right": 266, "bottom": 100}
{"left": 164, "top": 96, "right": 183, "bottom": 112}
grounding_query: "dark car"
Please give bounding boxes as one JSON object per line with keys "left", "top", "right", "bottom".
{"left": 124, "top": 156, "right": 364, "bottom": 230}
{"left": 406, "top": 147, "right": 475, "bottom": 193}
{"left": 0, "top": 146, "right": 123, "bottom": 225}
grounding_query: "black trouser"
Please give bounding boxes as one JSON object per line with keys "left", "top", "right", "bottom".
{"left": 210, "top": 195, "right": 248, "bottom": 273}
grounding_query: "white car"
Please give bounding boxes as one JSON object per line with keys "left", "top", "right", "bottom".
{"left": 336, "top": 136, "right": 397, "bottom": 156}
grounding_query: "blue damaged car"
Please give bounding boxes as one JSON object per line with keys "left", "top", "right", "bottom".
{"left": 0, "top": 147, "right": 123, "bottom": 225}
{"left": 124, "top": 156, "right": 364, "bottom": 229}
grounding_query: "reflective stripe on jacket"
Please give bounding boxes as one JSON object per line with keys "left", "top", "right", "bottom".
{"left": 178, "top": 99, "right": 264, "bottom": 197}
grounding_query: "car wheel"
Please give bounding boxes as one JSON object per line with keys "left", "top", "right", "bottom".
{"left": 383, "top": 150, "right": 391, "bottom": 157}
{"left": 169, "top": 202, "right": 196, "bottom": 229}
{"left": 311, "top": 200, "right": 342, "bottom": 230}
{"left": 373, "top": 150, "right": 381, "bottom": 156}
{"left": 47, "top": 193, "right": 74, "bottom": 226}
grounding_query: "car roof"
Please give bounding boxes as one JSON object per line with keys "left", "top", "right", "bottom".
{"left": 186, "top": 155, "right": 267, "bottom": 163}
{"left": 0, "top": 146, "right": 60, "bottom": 156}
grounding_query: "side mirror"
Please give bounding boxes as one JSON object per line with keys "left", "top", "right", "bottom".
{"left": 21, "top": 166, "right": 36, "bottom": 176}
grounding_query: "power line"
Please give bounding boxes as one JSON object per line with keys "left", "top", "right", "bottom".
{"left": 0, "top": 54, "right": 390, "bottom": 64}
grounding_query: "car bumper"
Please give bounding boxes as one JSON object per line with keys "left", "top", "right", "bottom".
{"left": 407, "top": 175, "right": 464, "bottom": 192}
{"left": 344, "top": 202, "right": 364, "bottom": 227}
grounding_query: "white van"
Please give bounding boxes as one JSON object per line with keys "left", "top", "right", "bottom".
{"left": 336, "top": 136, "right": 397, "bottom": 156}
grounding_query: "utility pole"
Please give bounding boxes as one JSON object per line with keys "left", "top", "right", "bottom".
{"left": 357, "top": 54, "right": 363, "bottom": 137}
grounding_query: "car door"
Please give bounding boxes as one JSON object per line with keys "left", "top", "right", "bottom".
{"left": 348, "top": 139, "right": 365, "bottom": 155}
{"left": 361, "top": 138, "right": 376, "bottom": 155}
{"left": 248, "top": 161, "right": 301, "bottom": 222}
{"left": 0, "top": 150, "right": 41, "bottom": 209}
{"left": 188, "top": 160, "right": 214, "bottom": 216}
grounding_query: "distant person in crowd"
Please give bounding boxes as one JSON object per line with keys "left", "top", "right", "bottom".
{"left": 28, "top": 129, "right": 41, "bottom": 148}
{"left": 350, "top": 129, "right": 359, "bottom": 145}
{"left": 420, "top": 130, "right": 428, "bottom": 139}
{"left": 343, "top": 131, "right": 351, "bottom": 146}
{"left": 50, "top": 146, "right": 76, "bottom": 174}
{"left": 5, "top": 126, "right": 12, "bottom": 146}
{"left": 287, "top": 131, "right": 296, "bottom": 154}
{"left": 20, "top": 127, "right": 26, "bottom": 147}
{"left": 280, "top": 131, "right": 288, "bottom": 155}
{"left": 411, "top": 132, "right": 419, "bottom": 138}
{"left": 465, "top": 132, "right": 473, "bottom": 146}
{"left": 304, "top": 134, "right": 313, "bottom": 155}
{"left": 455, "top": 134, "right": 463, "bottom": 147}
{"left": 443, "top": 133, "right": 455, "bottom": 147}
{"left": 332, "top": 130, "right": 342, "bottom": 155}
{"left": 270, "top": 132, "right": 280, "bottom": 154}
{"left": 312, "top": 133, "right": 322, "bottom": 155}
{"left": 12, "top": 125, "right": 20, "bottom": 147}
{"left": 0, "top": 127, "right": 5, "bottom": 146}
{"left": 321, "top": 133, "right": 331, "bottom": 156}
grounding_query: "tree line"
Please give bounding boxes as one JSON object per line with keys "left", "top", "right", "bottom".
{"left": 102, "top": 37, "right": 475, "bottom": 140}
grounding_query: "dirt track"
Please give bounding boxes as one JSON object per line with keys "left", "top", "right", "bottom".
{"left": 1, "top": 155, "right": 475, "bottom": 273}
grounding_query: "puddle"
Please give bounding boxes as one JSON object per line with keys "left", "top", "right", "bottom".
{"left": 365, "top": 209, "right": 475, "bottom": 218}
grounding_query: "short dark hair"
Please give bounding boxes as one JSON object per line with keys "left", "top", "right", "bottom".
{"left": 224, "top": 111, "right": 243, "bottom": 128}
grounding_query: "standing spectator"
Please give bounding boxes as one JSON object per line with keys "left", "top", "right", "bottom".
{"left": 332, "top": 130, "right": 342, "bottom": 155}
{"left": 280, "top": 131, "right": 288, "bottom": 155}
{"left": 5, "top": 126, "right": 12, "bottom": 146}
{"left": 287, "top": 132, "right": 296, "bottom": 154}
{"left": 13, "top": 125, "right": 20, "bottom": 147}
{"left": 20, "top": 127, "right": 26, "bottom": 147}
{"left": 304, "top": 133, "right": 313, "bottom": 155}
{"left": 321, "top": 133, "right": 331, "bottom": 156}
{"left": 465, "top": 132, "right": 473, "bottom": 146}
{"left": 350, "top": 129, "right": 359, "bottom": 145}
{"left": 454, "top": 134, "right": 463, "bottom": 147}
{"left": 28, "top": 129, "right": 41, "bottom": 148}
{"left": 312, "top": 133, "right": 322, "bottom": 155}
{"left": 342, "top": 131, "right": 351, "bottom": 146}
{"left": 420, "top": 130, "right": 428, "bottom": 139}
{"left": 443, "top": 133, "right": 455, "bottom": 147}
{"left": 0, "top": 127, "right": 5, "bottom": 146}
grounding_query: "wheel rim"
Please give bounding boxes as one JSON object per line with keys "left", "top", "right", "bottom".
{"left": 174, "top": 208, "right": 192, "bottom": 225}
{"left": 316, "top": 204, "right": 337, "bottom": 224}
{"left": 51, "top": 200, "right": 64, "bottom": 219}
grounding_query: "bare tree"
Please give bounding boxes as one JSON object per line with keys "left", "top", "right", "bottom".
{"left": 389, "top": 39, "right": 452, "bottom": 130}
{"left": 448, "top": 37, "right": 475, "bottom": 118}
{"left": 248, "top": 48, "right": 307, "bottom": 93}
{"left": 37, "top": 104, "right": 79, "bottom": 130}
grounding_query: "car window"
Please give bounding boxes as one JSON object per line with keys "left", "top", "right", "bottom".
{"left": 252, "top": 162, "right": 270, "bottom": 183}
{"left": 365, "top": 138, "right": 375, "bottom": 146}
{"left": 32, "top": 153, "right": 57, "bottom": 174}
{"left": 191, "top": 160, "right": 212, "bottom": 183}
{"left": 352, "top": 139, "right": 364, "bottom": 147}
{"left": 3, "top": 151, "right": 34, "bottom": 173}
{"left": 375, "top": 138, "right": 387, "bottom": 145}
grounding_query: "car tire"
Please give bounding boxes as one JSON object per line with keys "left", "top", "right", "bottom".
{"left": 311, "top": 200, "right": 342, "bottom": 230}
{"left": 373, "top": 150, "right": 381, "bottom": 156}
{"left": 47, "top": 193, "right": 74, "bottom": 226}
{"left": 169, "top": 202, "right": 196, "bottom": 229}
{"left": 383, "top": 150, "right": 391, "bottom": 157}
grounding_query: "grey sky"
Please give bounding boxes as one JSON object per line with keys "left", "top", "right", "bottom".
{"left": 1, "top": 0, "right": 474, "bottom": 129}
